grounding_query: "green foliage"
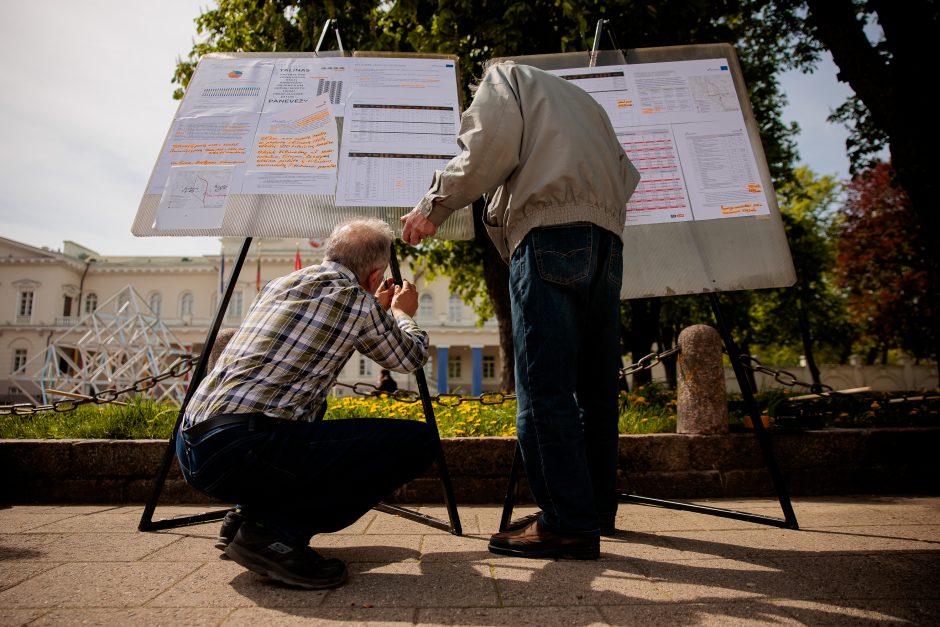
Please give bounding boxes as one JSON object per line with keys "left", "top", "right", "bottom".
{"left": 4, "top": 388, "right": 935, "bottom": 439}
{"left": 618, "top": 383, "right": 678, "bottom": 433}
{"left": 750, "top": 167, "right": 854, "bottom": 365}
{"left": 401, "top": 238, "right": 493, "bottom": 323}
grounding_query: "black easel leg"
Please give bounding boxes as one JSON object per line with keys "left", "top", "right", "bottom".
{"left": 616, "top": 292, "right": 800, "bottom": 530}
{"left": 138, "top": 238, "right": 253, "bottom": 532}
{"left": 498, "top": 442, "right": 523, "bottom": 532}
{"left": 386, "top": 243, "right": 462, "bottom": 535}
{"left": 707, "top": 292, "right": 799, "bottom": 528}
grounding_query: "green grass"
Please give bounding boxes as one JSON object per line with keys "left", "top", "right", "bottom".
{"left": 2, "top": 384, "right": 935, "bottom": 439}
{"left": 0, "top": 398, "right": 179, "bottom": 439}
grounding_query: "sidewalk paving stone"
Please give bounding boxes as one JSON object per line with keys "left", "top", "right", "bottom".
{"left": 0, "top": 497, "right": 936, "bottom": 625}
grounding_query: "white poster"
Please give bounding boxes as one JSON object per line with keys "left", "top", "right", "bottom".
{"left": 619, "top": 127, "right": 693, "bottom": 226}
{"left": 556, "top": 58, "right": 766, "bottom": 225}
{"left": 177, "top": 58, "right": 275, "bottom": 118}
{"left": 335, "top": 94, "right": 460, "bottom": 207}
{"left": 265, "top": 58, "right": 353, "bottom": 117}
{"left": 241, "top": 95, "right": 338, "bottom": 195}
{"left": 347, "top": 57, "right": 459, "bottom": 101}
{"left": 548, "top": 65, "right": 637, "bottom": 129}
{"left": 673, "top": 120, "right": 769, "bottom": 220}
{"left": 147, "top": 114, "right": 255, "bottom": 195}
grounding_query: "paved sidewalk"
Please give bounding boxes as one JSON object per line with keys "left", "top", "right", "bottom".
{"left": 0, "top": 497, "right": 937, "bottom": 625}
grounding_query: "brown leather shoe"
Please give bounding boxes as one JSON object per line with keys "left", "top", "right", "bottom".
{"left": 506, "top": 511, "right": 617, "bottom": 537}
{"left": 488, "top": 519, "right": 600, "bottom": 560}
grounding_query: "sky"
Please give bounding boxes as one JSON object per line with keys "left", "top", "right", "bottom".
{"left": 0, "top": 0, "right": 860, "bottom": 258}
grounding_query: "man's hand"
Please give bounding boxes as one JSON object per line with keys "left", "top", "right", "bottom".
{"left": 375, "top": 277, "right": 394, "bottom": 311}
{"left": 400, "top": 208, "right": 438, "bottom": 246}
{"left": 391, "top": 280, "right": 419, "bottom": 318}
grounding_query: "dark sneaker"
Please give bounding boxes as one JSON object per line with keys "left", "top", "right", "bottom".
{"left": 224, "top": 524, "right": 347, "bottom": 589}
{"left": 215, "top": 509, "right": 243, "bottom": 551}
{"left": 506, "top": 511, "right": 617, "bottom": 537}
{"left": 489, "top": 519, "right": 600, "bottom": 560}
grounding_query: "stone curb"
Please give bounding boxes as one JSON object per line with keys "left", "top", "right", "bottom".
{"left": 1, "top": 428, "right": 938, "bottom": 504}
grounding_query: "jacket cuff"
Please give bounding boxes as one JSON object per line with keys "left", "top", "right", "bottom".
{"left": 416, "top": 172, "right": 454, "bottom": 227}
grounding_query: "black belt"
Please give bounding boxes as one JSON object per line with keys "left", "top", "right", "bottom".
{"left": 183, "top": 413, "right": 276, "bottom": 438}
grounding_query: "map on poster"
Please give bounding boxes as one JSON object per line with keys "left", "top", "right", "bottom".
{"left": 548, "top": 59, "right": 769, "bottom": 226}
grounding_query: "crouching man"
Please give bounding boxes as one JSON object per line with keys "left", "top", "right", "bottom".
{"left": 176, "top": 218, "right": 435, "bottom": 589}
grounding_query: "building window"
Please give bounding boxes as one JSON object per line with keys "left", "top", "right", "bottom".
{"left": 84, "top": 293, "right": 98, "bottom": 313}
{"left": 180, "top": 292, "right": 194, "bottom": 317}
{"left": 448, "top": 294, "right": 463, "bottom": 323}
{"left": 17, "top": 291, "right": 34, "bottom": 319}
{"left": 418, "top": 293, "right": 434, "bottom": 323}
{"left": 149, "top": 292, "right": 162, "bottom": 316}
{"left": 12, "top": 349, "right": 28, "bottom": 373}
{"left": 359, "top": 357, "right": 373, "bottom": 377}
{"left": 62, "top": 295, "right": 73, "bottom": 317}
{"left": 482, "top": 355, "right": 496, "bottom": 379}
{"left": 226, "top": 292, "right": 243, "bottom": 320}
{"left": 448, "top": 355, "right": 462, "bottom": 379}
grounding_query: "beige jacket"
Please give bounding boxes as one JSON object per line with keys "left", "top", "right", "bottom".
{"left": 415, "top": 62, "right": 640, "bottom": 260}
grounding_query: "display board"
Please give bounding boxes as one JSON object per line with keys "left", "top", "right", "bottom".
{"left": 133, "top": 46, "right": 794, "bottom": 300}
{"left": 493, "top": 46, "right": 796, "bottom": 299}
{"left": 131, "top": 52, "right": 473, "bottom": 240}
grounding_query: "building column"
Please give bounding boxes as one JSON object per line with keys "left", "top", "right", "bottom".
{"left": 471, "top": 345, "right": 483, "bottom": 396}
{"left": 437, "top": 346, "right": 449, "bottom": 394}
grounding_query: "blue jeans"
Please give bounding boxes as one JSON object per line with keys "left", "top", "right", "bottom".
{"left": 176, "top": 414, "right": 436, "bottom": 544}
{"left": 510, "top": 224, "right": 623, "bottom": 536}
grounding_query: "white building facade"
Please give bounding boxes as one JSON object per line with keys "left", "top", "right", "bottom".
{"left": 0, "top": 236, "right": 503, "bottom": 404}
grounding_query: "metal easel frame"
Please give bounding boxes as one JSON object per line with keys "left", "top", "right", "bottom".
{"left": 499, "top": 19, "right": 799, "bottom": 532}
{"left": 139, "top": 20, "right": 462, "bottom": 535}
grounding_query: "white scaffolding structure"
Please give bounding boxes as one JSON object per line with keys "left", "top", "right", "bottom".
{"left": 11, "top": 286, "right": 192, "bottom": 406}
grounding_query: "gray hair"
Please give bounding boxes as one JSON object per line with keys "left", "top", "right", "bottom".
{"left": 324, "top": 217, "right": 394, "bottom": 280}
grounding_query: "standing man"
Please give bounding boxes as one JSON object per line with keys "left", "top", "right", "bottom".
{"left": 401, "top": 61, "right": 639, "bottom": 560}
{"left": 177, "top": 218, "right": 435, "bottom": 589}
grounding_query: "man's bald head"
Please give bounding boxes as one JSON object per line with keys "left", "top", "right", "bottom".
{"left": 324, "top": 218, "right": 394, "bottom": 283}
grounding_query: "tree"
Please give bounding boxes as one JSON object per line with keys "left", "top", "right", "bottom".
{"left": 751, "top": 168, "right": 854, "bottom": 381}
{"left": 173, "top": 1, "right": 806, "bottom": 390}
{"left": 834, "top": 162, "right": 933, "bottom": 365}
{"left": 754, "top": 0, "right": 940, "bottom": 373}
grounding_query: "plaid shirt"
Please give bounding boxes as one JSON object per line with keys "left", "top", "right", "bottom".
{"left": 184, "top": 261, "right": 429, "bottom": 426}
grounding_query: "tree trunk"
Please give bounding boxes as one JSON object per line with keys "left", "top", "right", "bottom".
{"left": 804, "top": 0, "right": 940, "bottom": 384}
{"left": 473, "top": 200, "right": 515, "bottom": 392}
{"left": 796, "top": 296, "right": 822, "bottom": 387}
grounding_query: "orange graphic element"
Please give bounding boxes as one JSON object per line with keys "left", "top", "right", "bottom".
{"left": 746, "top": 182, "right": 762, "bottom": 193}
{"left": 719, "top": 202, "right": 764, "bottom": 215}
{"left": 617, "top": 99, "right": 633, "bottom": 109}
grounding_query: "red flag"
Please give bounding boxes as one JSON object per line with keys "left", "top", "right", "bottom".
{"left": 294, "top": 245, "right": 302, "bottom": 271}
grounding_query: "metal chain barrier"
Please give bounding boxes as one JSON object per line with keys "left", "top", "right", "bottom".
{"left": 0, "top": 356, "right": 201, "bottom": 416}
{"left": 736, "top": 355, "right": 836, "bottom": 395}
{"left": 331, "top": 380, "right": 516, "bottom": 406}
{"left": 741, "top": 355, "right": 940, "bottom": 404}
{"left": 619, "top": 346, "right": 680, "bottom": 381}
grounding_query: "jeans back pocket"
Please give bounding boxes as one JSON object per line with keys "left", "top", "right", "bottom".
{"left": 533, "top": 225, "right": 592, "bottom": 286}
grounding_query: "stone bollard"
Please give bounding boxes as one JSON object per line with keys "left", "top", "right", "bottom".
{"left": 677, "top": 324, "right": 728, "bottom": 434}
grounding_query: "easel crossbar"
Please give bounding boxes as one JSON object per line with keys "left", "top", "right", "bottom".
{"left": 619, "top": 494, "right": 796, "bottom": 529}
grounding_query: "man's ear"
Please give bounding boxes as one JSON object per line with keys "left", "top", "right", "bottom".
{"left": 364, "top": 267, "right": 384, "bottom": 292}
